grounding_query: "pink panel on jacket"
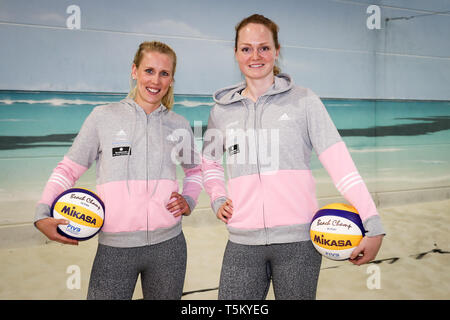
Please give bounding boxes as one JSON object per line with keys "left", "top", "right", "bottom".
{"left": 97, "top": 179, "right": 181, "bottom": 233}
{"left": 202, "top": 157, "right": 227, "bottom": 202}
{"left": 318, "top": 141, "right": 378, "bottom": 221}
{"left": 261, "top": 170, "right": 319, "bottom": 226}
{"left": 318, "top": 141, "right": 358, "bottom": 184}
{"left": 181, "top": 164, "right": 203, "bottom": 203}
{"left": 227, "top": 170, "right": 319, "bottom": 229}
{"left": 39, "top": 156, "right": 88, "bottom": 206}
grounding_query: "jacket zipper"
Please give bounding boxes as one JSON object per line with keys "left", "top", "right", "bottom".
{"left": 146, "top": 113, "right": 150, "bottom": 245}
{"left": 252, "top": 97, "right": 268, "bottom": 245}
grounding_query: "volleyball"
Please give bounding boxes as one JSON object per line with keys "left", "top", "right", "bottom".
{"left": 51, "top": 188, "right": 105, "bottom": 240}
{"left": 310, "top": 203, "right": 365, "bottom": 260}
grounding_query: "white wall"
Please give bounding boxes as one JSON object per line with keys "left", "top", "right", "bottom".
{"left": 0, "top": 0, "right": 449, "bottom": 99}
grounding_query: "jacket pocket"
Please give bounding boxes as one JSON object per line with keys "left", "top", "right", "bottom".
{"left": 227, "top": 174, "right": 265, "bottom": 229}
{"left": 147, "top": 179, "right": 181, "bottom": 230}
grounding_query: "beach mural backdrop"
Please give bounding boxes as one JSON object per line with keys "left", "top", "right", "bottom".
{"left": 1, "top": 91, "right": 449, "bottom": 219}
{"left": 1, "top": 0, "right": 449, "bottom": 233}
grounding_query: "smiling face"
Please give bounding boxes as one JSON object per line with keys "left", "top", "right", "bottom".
{"left": 235, "top": 23, "right": 280, "bottom": 82}
{"left": 132, "top": 50, "right": 174, "bottom": 112}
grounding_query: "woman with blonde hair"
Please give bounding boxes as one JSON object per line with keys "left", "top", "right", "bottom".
{"left": 35, "top": 41, "right": 202, "bottom": 299}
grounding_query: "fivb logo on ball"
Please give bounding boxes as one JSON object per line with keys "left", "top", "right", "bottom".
{"left": 51, "top": 188, "right": 105, "bottom": 240}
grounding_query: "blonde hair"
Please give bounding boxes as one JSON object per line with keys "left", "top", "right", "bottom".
{"left": 127, "top": 41, "right": 177, "bottom": 109}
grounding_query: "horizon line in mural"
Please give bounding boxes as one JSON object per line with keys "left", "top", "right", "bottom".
{"left": 1, "top": 116, "right": 449, "bottom": 151}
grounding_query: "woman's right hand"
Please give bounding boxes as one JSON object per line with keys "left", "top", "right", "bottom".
{"left": 35, "top": 218, "right": 78, "bottom": 245}
{"left": 217, "top": 198, "right": 233, "bottom": 224}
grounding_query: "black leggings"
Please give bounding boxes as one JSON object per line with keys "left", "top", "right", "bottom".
{"left": 87, "top": 232, "right": 186, "bottom": 300}
{"left": 219, "top": 240, "right": 322, "bottom": 300}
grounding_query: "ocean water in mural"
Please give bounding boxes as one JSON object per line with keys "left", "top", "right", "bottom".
{"left": 0, "top": 91, "right": 449, "bottom": 205}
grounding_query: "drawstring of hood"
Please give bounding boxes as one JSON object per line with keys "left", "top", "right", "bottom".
{"left": 213, "top": 74, "right": 291, "bottom": 134}
{"left": 212, "top": 73, "right": 293, "bottom": 107}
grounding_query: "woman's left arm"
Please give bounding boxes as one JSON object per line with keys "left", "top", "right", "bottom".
{"left": 166, "top": 123, "right": 203, "bottom": 217}
{"left": 306, "top": 93, "right": 385, "bottom": 264}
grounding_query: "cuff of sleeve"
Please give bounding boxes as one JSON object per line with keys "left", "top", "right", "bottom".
{"left": 182, "top": 195, "right": 196, "bottom": 213}
{"left": 363, "top": 215, "right": 386, "bottom": 237}
{"left": 212, "top": 196, "right": 227, "bottom": 215}
{"left": 34, "top": 203, "right": 51, "bottom": 227}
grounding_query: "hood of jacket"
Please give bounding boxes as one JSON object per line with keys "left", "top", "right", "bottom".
{"left": 213, "top": 73, "right": 294, "bottom": 106}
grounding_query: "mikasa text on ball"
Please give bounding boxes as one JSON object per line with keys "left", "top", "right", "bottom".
{"left": 310, "top": 203, "right": 365, "bottom": 260}
{"left": 51, "top": 188, "right": 105, "bottom": 240}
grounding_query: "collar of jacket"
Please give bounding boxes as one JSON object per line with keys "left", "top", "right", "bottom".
{"left": 213, "top": 73, "right": 294, "bottom": 106}
{"left": 122, "top": 98, "right": 169, "bottom": 116}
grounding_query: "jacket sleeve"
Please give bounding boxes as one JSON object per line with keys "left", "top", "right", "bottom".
{"left": 177, "top": 122, "right": 203, "bottom": 213}
{"left": 34, "top": 108, "right": 100, "bottom": 223}
{"left": 202, "top": 108, "right": 227, "bottom": 214}
{"left": 305, "top": 93, "right": 385, "bottom": 237}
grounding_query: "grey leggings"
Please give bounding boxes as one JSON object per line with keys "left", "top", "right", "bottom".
{"left": 87, "top": 232, "right": 186, "bottom": 300}
{"left": 219, "top": 240, "right": 322, "bottom": 300}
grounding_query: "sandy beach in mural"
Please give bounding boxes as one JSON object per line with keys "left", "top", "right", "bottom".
{"left": 2, "top": 0, "right": 450, "bottom": 303}
{"left": 0, "top": 92, "right": 449, "bottom": 299}
{"left": 0, "top": 196, "right": 449, "bottom": 300}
